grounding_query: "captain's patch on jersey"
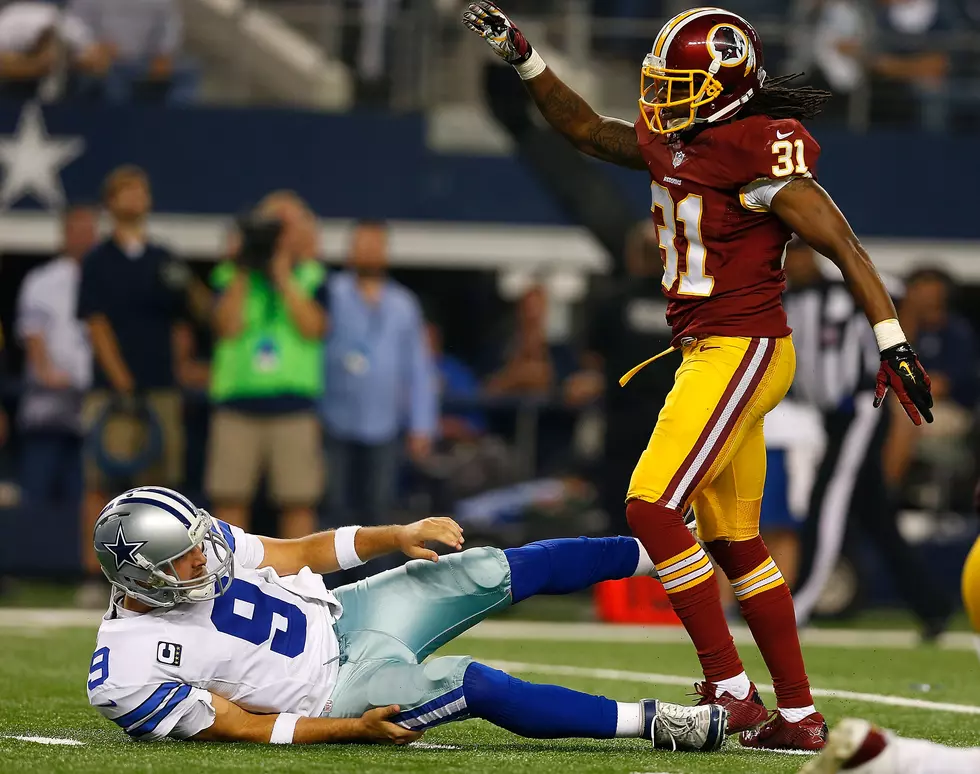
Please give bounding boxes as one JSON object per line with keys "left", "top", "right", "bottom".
{"left": 157, "top": 641, "right": 182, "bottom": 666}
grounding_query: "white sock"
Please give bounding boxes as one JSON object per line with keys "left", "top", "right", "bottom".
{"left": 713, "top": 672, "right": 751, "bottom": 701}
{"left": 631, "top": 538, "right": 657, "bottom": 578}
{"left": 615, "top": 701, "right": 643, "bottom": 738}
{"left": 778, "top": 705, "right": 817, "bottom": 723}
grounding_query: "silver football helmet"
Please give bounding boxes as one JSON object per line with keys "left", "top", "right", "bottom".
{"left": 93, "top": 486, "right": 234, "bottom": 608}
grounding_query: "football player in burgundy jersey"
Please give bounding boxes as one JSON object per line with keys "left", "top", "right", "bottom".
{"left": 465, "top": 3, "right": 935, "bottom": 753}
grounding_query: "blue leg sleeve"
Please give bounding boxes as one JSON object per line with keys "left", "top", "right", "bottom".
{"left": 504, "top": 536, "right": 639, "bottom": 604}
{"left": 462, "top": 662, "right": 618, "bottom": 739}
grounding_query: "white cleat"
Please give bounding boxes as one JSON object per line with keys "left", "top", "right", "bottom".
{"left": 641, "top": 699, "right": 727, "bottom": 752}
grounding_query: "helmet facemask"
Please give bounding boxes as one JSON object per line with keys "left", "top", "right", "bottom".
{"left": 639, "top": 53, "right": 724, "bottom": 135}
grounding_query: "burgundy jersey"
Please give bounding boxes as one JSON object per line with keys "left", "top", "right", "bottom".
{"left": 634, "top": 114, "right": 821, "bottom": 346}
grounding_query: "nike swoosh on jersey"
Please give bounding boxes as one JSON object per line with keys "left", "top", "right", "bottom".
{"left": 95, "top": 701, "right": 117, "bottom": 708}
{"left": 776, "top": 129, "right": 794, "bottom": 139}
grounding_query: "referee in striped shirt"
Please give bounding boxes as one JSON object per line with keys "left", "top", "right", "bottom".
{"left": 782, "top": 239, "right": 952, "bottom": 636}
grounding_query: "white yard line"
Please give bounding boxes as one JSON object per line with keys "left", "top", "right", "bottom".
{"left": 460, "top": 620, "right": 979, "bottom": 652}
{"left": 485, "top": 661, "right": 980, "bottom": 716}
{"left": 2, "top": 736, "right": 84, "bottom": 745}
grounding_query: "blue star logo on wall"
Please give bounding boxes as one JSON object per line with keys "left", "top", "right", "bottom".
{"left": 102, "top": 524, "right": 147, "bottom": 572}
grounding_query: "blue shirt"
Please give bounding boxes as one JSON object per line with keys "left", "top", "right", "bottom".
{"left": 438, "top": 353, "right": 486, "bottom": 434}
{"left": 322, "top": 272, "right": 437, "bottom": 443}
{"left": 77, "top": 238, "right": 186, "bottom": 389}
{"left": 916, "top": 315, "right": 978, "bottom": 409}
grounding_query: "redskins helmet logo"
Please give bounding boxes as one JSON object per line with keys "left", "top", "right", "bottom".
{"left": 706, "top": 23, "right": 749, "bottom": 68}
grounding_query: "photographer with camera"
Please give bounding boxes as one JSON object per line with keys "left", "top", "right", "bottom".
{"left": 206, "top": 190, "right": 328, "bottom": 538}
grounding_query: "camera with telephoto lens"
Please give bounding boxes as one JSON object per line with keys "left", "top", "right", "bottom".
{"left": 236, "top": 213, "right": 283, "bottom": 272}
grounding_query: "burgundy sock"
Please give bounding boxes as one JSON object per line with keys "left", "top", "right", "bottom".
{"left": 627, "top": 499, "right": 743, "bottom": 682}
{"left": 708, "top": 536, "right": 814, "bottom": 708}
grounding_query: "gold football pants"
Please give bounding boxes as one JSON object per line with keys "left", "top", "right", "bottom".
{"left": 627, "top": 336, "right": 796, "bottom": 542}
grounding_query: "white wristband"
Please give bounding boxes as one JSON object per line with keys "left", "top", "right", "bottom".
{"left": 270, "top": 712, "right": 300, "bottom": 744}
{"left": 334, "top": 526, "right": 364, "bottom": 570}
{"left": 515, "top": 49, "right": 547, "bottom": 80}
{"left": 873, "top": 318, "right": 907, "bottom": 352}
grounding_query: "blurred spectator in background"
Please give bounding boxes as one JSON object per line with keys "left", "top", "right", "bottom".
{"left": 808, "top": 0, "right": 867, "bottom": 123}
{"left": 343, "top": 0, "right": 396, "bottom": 104}
{"left": 902, "top": 267, "right": 978, "bottom": 411}
{"left": 783, "top": 240, "right": 952, "bottom": 635}
{"left": 566, "top": 221, "right": 673, "bottom": 534}
{"left": 427, "top": 319, "right": 485, "bottom": 444}
{"left": 0, "top": 1, "right": 112, "bottom": 101}
{"left": 68, "top": 0, "right": 196, "bottom": 103}
{"left": 486, "top": 283, "right": 581, "bottom": 476}
{"left": 486, "top": 285, "right": 577, "bottom": 400}
{"left": 417, "top": 318, "right": 514, "bottom": 513}
{"left": 871, "top": 0, "right": 958, "bottom": 131}
{"left": 0, "top": 322, "right": 8, "bottom": 452}
{"left": 77, "top": 165, "right": 194, "bottom": 605}
{"left": 966, "top": 0, "right": 980, "bottom": 24}
{"left": 323, "top": 220, "right": 436, "bottom": 537}
{"left": 206, "top": 191, "right": 327, "bottom": 538}
{"left": 14, "top": 204, "right": 96, "bottom": 519}
{"left": 889, "top": 266, "right": 978, "bottom": 494}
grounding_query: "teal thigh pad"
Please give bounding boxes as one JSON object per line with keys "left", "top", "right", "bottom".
{"left": 328, "top": 656, "right": 473, "bottom": 719}
{"left": 333, "top": 546, "right": 512, "bottom": 662}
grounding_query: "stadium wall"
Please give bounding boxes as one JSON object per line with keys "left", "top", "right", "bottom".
{"left": 0, "top": 102, "right": 975, "bottom": 238}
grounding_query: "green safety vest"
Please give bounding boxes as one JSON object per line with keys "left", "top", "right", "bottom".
{"left": 209, "top": 261, "right": 325, "bottom": 402}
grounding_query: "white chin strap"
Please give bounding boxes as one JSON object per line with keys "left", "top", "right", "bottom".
{"left": 698, "top": 68, "right": 765, "bottom": 125}
{"left": 700, "top": 85, "right": 759, "bottom": 124}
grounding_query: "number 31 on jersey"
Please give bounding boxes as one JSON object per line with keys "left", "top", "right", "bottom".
{"left": 652, "top": 182, "right": 714, "bottom": 297}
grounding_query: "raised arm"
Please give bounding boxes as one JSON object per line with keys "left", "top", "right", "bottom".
{"left": 462, "top": 2, "right": 646, "bottom": 170}
{"left": 191, "top": 692, "right": 421, "bottom": 745}
{"left": 770, "top": 178, "right": 933, "bottom": 425}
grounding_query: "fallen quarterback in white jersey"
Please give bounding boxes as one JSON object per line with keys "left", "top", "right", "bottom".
{"left": 86, "top": 486, "right": 730, "bottom": 750}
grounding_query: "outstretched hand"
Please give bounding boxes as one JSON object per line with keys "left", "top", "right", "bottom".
{"left": 462, "top": 1, "right": 533, "bottom": 66}
{"left": 397, "top": 517, "right": 465, "bottom": 562}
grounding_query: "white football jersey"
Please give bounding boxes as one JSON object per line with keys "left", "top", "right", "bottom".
{"left": 87, "top": 521, "right": 342, "bottom": 741}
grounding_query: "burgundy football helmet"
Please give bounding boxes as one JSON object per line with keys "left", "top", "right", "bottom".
{"left": 639, "top": 7, "right": 766, "bottom": 134}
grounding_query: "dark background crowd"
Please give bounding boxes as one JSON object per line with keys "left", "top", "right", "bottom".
{"left": 0, "top": 1, "right": 978, "bottom": 131}
{"left": 0, "top": 168, "right": 975, "bottom": 616}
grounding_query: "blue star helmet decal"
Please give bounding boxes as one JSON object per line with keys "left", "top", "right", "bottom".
{"left": 102, "top": 523, "right": 147, "bottom": 572}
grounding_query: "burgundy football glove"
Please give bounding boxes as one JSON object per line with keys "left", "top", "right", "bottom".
{"left": 873, "top": 342, "right": 934, "bottom": 426}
